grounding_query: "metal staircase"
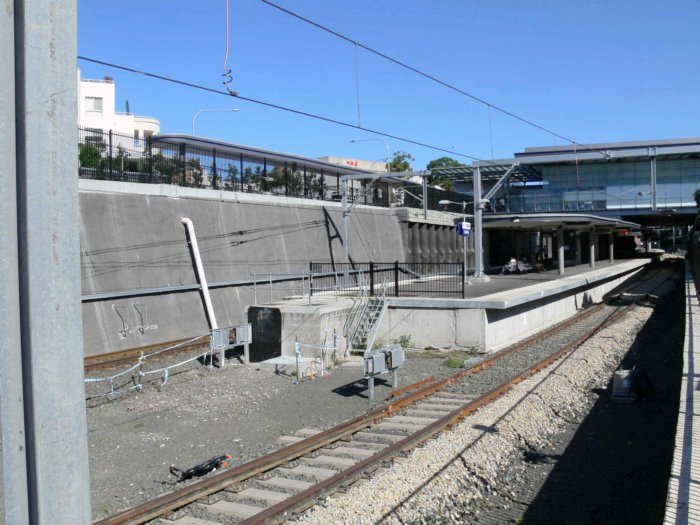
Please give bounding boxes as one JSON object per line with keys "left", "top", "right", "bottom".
{"left": 345, "top": 286, "right": 388, "bottom": 355}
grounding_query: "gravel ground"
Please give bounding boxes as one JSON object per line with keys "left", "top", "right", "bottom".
{"left": 296, "top": 266, "right": 682, "bottom": 525}
{"left": 86, "top": 347, "right": 462, "bottom": 520}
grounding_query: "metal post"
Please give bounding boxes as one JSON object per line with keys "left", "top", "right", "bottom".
{"left": 394, "top": 261, "right": 399, "bottom": 297}
{"left": 284, "top": 160, "right": 288, "bottom": 196}
{"left": 239, "top": 153, "right": 244, "bottom": 192}
{"left": 422, "top": 175, "right": 428, "bottom": 220}
{"left": 462, "top": 201, "right": 468, "bottom": 284}
{"left": 303, "top": 166, "right": 307, "bottom": 197}
{"left": 0, "top": 3, "right": 29, "bottom": 522}
{"left": 212, "top": 148, "right": 217, "bottom": 189}
{"left": 147, "top": 136, "right": 153, "bottom": 183}
{"left": 473, "top": 166, "right": 490, "bottom": 281}
{"left": 609, "top": 230, "right": 614, "bottom": 263}
{"left": 650, "top": 155, "right": 658, "bottom": 212}
{"left": 309, "top": 262, "right": 314, "bottom": 297}
{"left": 369, "top": 261, "right": 375, "bottom": 296}
{"left": 108, "top": 129, "right": 113, "bottom": 178}
{"left": 392, "top": 369, "right": 398, "bottom": 388}
{"left": 557, "top": 226, "right": 565, "bottom": 276}
{"left": 368, "top": 376, "right": 375, "bottom": 401}
{"left": 589, "top": 230, "right": 596, "bottom": 268}
{"left": 10, "top": 0, "right": 92, "bottom": 521}
{"left": 342, "top": 179, "right": 350, "bottom": 286}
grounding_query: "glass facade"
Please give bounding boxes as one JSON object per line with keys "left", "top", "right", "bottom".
{"left": 495, "top": 158, "right": 700, "bottom": 213}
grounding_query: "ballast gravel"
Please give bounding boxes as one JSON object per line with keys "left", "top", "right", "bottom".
{"left": 296, "top": 304, "right": 655, "bottom": 525}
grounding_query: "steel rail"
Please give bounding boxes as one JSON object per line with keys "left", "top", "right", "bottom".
{"left": 93, "top": 268, "right": 659, "bottom": 525}
{"left": 92, "top": 300, "right": 611, "bottom": 525}
{"left": 239, "top": 300, "right": 636, "bottom": 524}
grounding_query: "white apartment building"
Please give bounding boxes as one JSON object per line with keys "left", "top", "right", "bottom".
{"left": 77, "top": 69, "right": 160, "bottom": 152}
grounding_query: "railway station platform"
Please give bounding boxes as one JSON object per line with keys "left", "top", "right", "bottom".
{"left": 664, "top": 265, "right": 700, "bottom": 524}
{"left": 253, "top": 258, "right": 651, "bottom": 364}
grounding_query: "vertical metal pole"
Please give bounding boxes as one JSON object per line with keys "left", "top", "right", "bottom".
{"left": 462, "top": 201, "right": 468, "bottom": 284}
{"left": 557, "top": 227, "right": 565, "bottom": 276}
{"left": 650, "top": 155, "right": 658, "bottom": 212}
{"left": 474, "top": 166, "right": 489, "bottom": 281}
{"left": 342, "top": 178, "right": 350, "bottom": 286}
{"left": 303, "top": 165, "right": 307, "bottom": 197}
{"left": 239, "top": 153, "right": 244, "bottom": 192}
{"left": 609, "top": 231, "right": 614, "bottom": 263}
{"left": 284, "top": 160, "right": 288, "bottom": 196}
{"left": 369, "top": 261, "right": 375, "bottom": 296}
{"left": 108, "top": 129, "right": 113, "bottom": 178}
{"left": 147, "top": 135, "right": 153, "bottom": 183}
{"left": 13, "top": 0, "right": 91, "bottom": 521}
{"left": 0, "top": 2, "right": 29, "bottom": 522}
{"left": 394, "top": 261, "right": 399, "bottom": 297}
{"left": 212, "top": 148, "right": 217, "bottom": 189}
{"left": 392, "top": 369, "right": 398, "bottom": 388}
{"left": 589, "top": 230, "right": 596, "bottom": 268}
{"left": 422, "top": 174, "right": 428, "bottom": 220}
{"left": 368, "top": 376, "right": 375, "bottom": 401}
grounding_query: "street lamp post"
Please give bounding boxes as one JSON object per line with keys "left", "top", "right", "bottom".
{"left": 192, "top": 108, "right": 240, "bottom": 135}
{"left": 349, "top": 138, "right": 391, "bottom": 173}
{"left": 439, "top": 199, "right": 472, "bottom": 284}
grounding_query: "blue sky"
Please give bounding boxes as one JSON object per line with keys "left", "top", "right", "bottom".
{"left": 78, "top": 0, "right": 700, "bottom": 169}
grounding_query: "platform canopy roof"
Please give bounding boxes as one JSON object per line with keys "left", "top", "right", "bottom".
{"left": 155, "top": 134, "right": 375, "bottom": 177}
{"left": 482, "top": 213, "right": 640, "bottom": 231}
{"left": 431, "top": 162, "right": 542, "bottom": 183}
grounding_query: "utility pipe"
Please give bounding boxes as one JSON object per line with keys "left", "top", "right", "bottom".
{"left": 182, "top": 217, "right": 218, "bottom": 330}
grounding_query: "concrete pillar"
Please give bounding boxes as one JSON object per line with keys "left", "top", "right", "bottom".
{"left": 575, "top": 232, "right": 582, "bottom": 265}
{"left": 0, "top": 3, "right": 29, "bottom": 522}
{"left": 8, "top": 0, "right": 92, "bottom": 522}
{"left": 589, "top": 231, "right": 596, "bottom": 268}
{"left": 557, "top": 226, "right": 565, "bottom": 276}
{"left": 609, "top": 231, "right": 614, "bottom": 263}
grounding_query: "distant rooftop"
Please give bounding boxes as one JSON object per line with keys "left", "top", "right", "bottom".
{"left": 520, "top": 137, "right": 700, "bottom": 157}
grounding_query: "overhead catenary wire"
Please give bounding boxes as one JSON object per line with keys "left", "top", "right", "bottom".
{"left": 261, "top": 0, "right": 600, "bottom": 156}
{"left": 77, "top": 56, "right": 497, "bottom": 165}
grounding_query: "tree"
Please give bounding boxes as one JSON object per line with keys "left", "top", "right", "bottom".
{"left": 426, "top": 156, "right": 464, "bottom": 191}
{"left": 389, "top": 150, "right": 414, "bottom": 172}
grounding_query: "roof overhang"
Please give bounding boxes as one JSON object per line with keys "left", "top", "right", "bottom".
{"left": 154, "top": 134, "right": 376, "bottom": 177}
{"left": 482, "top": 213, "right": 640, "bottom": 231}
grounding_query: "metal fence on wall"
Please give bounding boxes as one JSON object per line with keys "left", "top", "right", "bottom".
{"left": 310, "top": 262, "right": 465, "bottom": 298}
{"left": 78, "top": 127, "right": 470, "bottom": 210}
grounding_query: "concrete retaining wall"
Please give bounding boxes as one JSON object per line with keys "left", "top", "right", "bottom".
{"left": 79, "top": 181, "right": 411, "bottom": 356}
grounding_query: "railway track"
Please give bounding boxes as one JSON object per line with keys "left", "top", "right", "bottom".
{"left": 94, "top": 266, "right": 673, "bottom": 525}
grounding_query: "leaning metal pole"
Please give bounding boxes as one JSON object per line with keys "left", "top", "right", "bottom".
{"left": 0, "top": 2, "right": 29, "bottom": 523}
{"left": 6, "top": 0, "right": 92, "bottom": 522}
